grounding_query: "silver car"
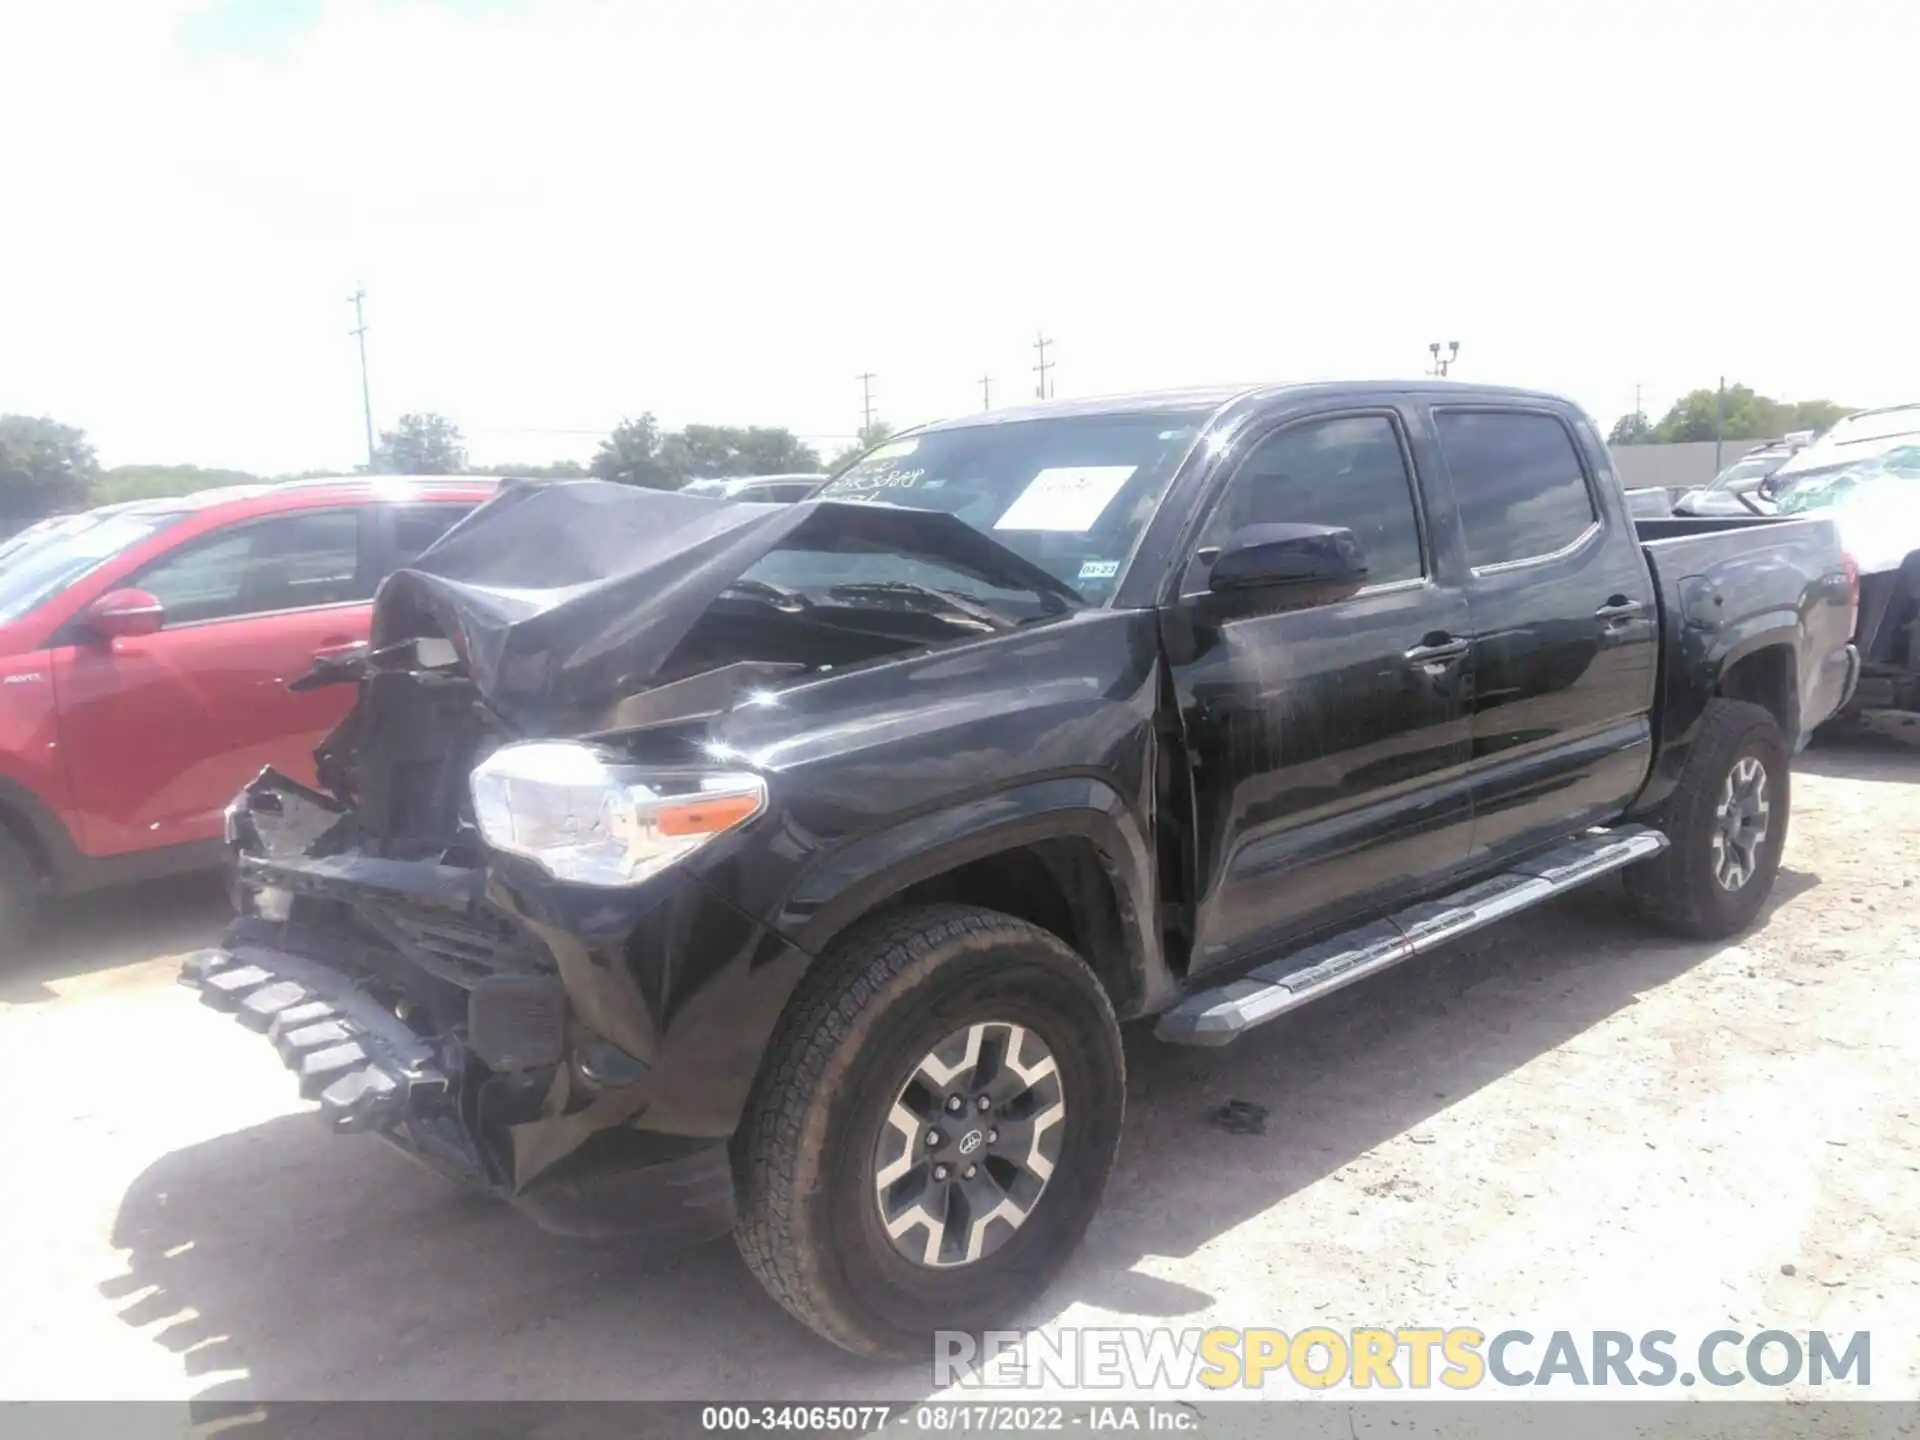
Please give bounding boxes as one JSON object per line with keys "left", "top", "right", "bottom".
{"left": 1674, "top": 445, "right": 1798, "bottom": 517}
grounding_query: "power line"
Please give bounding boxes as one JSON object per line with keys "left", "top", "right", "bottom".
{"left": 1033, "top": 332, "right": 1053, "bottom": 400}
{"left": 857, "top": 372, "right": 876, "bottom": 434}
{"left": 348, "top": 287, "right": 375, "bottom": 469}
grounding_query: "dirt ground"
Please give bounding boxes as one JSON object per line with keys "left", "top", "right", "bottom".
{"left": 1, "top": 737, "right": 1915, "bottom": 1409}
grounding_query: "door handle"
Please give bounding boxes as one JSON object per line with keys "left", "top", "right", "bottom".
{"left": 1404, "top": 635, "right": 1469, "bottom": 665}
{"left": 1594, "top": 596, "right": 1646, "bottom": 623}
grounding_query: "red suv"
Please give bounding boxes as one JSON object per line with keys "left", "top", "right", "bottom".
{"left": 0, "top": 475, "right": 499, "bottom": 948}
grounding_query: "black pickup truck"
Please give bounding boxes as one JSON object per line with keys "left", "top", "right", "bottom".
{"left": 189, "top": 381, "right": 1858, "bottom": 1358}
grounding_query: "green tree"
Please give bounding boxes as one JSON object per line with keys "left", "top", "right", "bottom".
{"left": 93, "top": 463, "right": 259, "bottom": 504}
{"left": 657, "top": 425, "right": 822, "bottom": 483}
{"left": 594, "top": 417, "right": 823, "bottom": 488}
{"left": 591, "top": 414, "right": 672, "bottom": 489}
{"left": 828, "top": 421, "right": 894, "bottom": 473}
{"left": 481, "top": 460, "right": 589, "bottom": 480}
{"left": 725, "top": 426, "right": 822, "bottom": 476}
{"left": 0, "top": 415, "right": 98, "bottom": 534}
{"left": 1608, "top": 411, "right": 1653, "bottom": 445}
{"left": 374, "top": 412, "right": 467, "bottom": 475}
{"left": 1626, "top": 386, "right": 1855, "bottom": 446}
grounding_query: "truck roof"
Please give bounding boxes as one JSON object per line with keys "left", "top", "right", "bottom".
{"left": 915, "top": 379, "right": 1576, "bottom": 432}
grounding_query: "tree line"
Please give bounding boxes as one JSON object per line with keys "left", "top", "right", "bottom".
{"left": 8, "top": 381, "right": 1860, "bottom": 536}
{"left": 1608, "top": 384, "right": 1852, "bottom": 446}
{"left": 0, "top": 410, "right": 895, "bottom": 537}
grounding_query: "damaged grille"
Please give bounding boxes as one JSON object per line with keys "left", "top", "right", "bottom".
{"left": 329, "top": 666, "right": 501, "bottom": 856}
{"left": 365, "top": 901, "right": 548, "bottom": 984}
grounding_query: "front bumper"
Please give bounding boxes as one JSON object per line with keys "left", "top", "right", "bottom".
{"left": 179, "top": 938, "right": 736, "bottom": 1244}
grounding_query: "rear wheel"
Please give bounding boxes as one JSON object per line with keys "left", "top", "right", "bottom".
{"left": 733, "top": 904, "right": 1124, "bottom": 1358}
{"left": 1626, "top": 699, "right": 1789, "bottom": 939}
{"left": 0, "top": 828, "right": 40, "bottom": 956}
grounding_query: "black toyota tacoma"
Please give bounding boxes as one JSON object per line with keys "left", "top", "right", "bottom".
{"left": 189, "top": 381, "right": 1858, "bottom": 1357}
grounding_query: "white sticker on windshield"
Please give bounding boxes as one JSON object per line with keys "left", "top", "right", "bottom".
{"left": 993, "top": 466, "right": 1137, "bottom": 532}
{"left": 1078, "top": 559, "right": 1120, "bottom": 580}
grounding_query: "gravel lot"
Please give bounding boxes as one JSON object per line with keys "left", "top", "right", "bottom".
{"left": 2, "top": 737, "right": 1915, "bottom": 1408}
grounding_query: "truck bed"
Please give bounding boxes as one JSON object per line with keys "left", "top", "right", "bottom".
{"left": 1634, "top": 511, "right": 1854, "bottom": 775}
{"left": 1633, "top": 512, "right": 1821, "bottom": 543}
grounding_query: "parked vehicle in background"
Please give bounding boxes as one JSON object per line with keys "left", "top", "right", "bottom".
{"left": 1624, "top": 486, "right": 1674, "bottom": 518}
{"left": 1769, "top": 406, "right": 1920, "bottom": 493}
{"left": 680, "top": 474, "right": 826, "bottom": 504}
{"left": 0, "top": 501, "right": 147, "bottom": 568}
{"left": 1673, "top": 435, "right": 1809, "bottom": 517}
{"left": 1773, "top": 441, "right": 1920, "bottom": 727}
{"left": 0, "top": 475, "right": 500, "bottom": 950}
{"left": 195, "top": 382, "right": 1855, "bottom": 1357}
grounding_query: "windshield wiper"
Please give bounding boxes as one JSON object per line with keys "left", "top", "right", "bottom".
{"left": 824, "top": 580, "right": 1016, "bottom": 631}
{"left": 722, "top": 577, "right": 812, "bottom": 613}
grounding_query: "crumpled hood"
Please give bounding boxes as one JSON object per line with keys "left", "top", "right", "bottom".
{"left": 371, "top": 479, "right": 1081, "bottom": 735}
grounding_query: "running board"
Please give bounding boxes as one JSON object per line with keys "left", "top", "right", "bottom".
{"left": 1155, "top": 825, "right": 1668, "bottom": 1047}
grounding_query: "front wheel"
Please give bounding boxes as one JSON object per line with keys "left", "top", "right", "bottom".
{"left": 733, "top": 904, "right": 1125, "bottom": 1358}
{"left": 0, "top": 828, "right": 39, "bottom": 957}
{"left": 1626, "top": 698, "right": 1790, "bottom": 939}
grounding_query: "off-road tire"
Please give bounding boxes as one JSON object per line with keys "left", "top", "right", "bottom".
{"left": 1626, "top": 699, "right": 1790, "bottom": 939}
{"left": 0, "top": 827, "right": 40, "bottom": 956}
{"left": 733, "top": 903, "right": 1125, "bottom": 1359}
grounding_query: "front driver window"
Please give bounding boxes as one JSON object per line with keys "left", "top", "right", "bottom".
{"left": 1197, "top": 414, "right": 1427, "bottom": 588}
{"left": 134, "top": 510, "right": 368, "bottom": 626}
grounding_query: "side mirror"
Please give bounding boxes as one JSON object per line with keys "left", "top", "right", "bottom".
{"left": 80, "top": 587, "right": 165, "bottom": 641}
{"left": 1207, "top": 523, "right": 1368, "bottom": 607}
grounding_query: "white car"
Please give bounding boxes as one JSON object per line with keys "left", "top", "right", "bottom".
{"left": 1772, "top": 430, "right": 1920, "bottom": 724}
{"left": 1768, "top": 405, "right": 1920, "bottom": 501}
{"left": 1674, "top": 443, "right": 1800, "bottom": 517}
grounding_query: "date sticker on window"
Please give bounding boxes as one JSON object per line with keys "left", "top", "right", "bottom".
{"left": 1078, "top": 559, "right": 1120, "bottom": 581}
{"left": 994, "top": 466, "right": 1137, "bottom": 532}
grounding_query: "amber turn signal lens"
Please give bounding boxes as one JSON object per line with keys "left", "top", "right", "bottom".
{"left": 658, "top": 791, "right": 764, "bottom": 837}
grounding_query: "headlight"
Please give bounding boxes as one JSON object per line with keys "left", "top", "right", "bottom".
{"left": 469, "top": 741, "right": 766, "bottom": 887}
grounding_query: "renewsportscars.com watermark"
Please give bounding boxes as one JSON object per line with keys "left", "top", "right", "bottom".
{"left": 934, "top": 1327, "right": 1872, "bottom": 1392}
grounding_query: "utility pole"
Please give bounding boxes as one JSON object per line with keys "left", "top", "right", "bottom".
{"left": 1426, "top": 340, "right": 1460, "bottom": 378}
{"left": 1714, "top": 375, "right": 1726, "bottom": 472}
{"left": 857, "top": 372, "right": 876, "bottom": 434}
{"left": 1033, "top": 332, "right": 1054, "bottom": 400}
{"left": 348, "top": 287, "right": 376, "bottom": 470}
{"left": 980, "top": 375, "right": 993, "bottom": 410}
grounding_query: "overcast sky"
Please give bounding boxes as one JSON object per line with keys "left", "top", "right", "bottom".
{"left": 1, "top": 0, "right": 1910, "bottom": 474}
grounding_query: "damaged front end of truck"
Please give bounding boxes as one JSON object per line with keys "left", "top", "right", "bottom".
{"left": 181, "top": 479, "right": 1085, "bottom": 1241}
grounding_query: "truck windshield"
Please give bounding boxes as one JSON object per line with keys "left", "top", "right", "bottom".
{"left": 0, "top": 510, "right": 185, "bottom": 623}
{"left": 808, "top": 410, "right": 1209, "bottom": 603}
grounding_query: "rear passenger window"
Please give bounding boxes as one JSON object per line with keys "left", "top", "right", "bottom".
{"left": 1198, "top": 414, "right": 1424, "bottom": 586}
{"left": 391, "top": 504, "right": 475, "bottom": 567}
{"left": 1434, "top": 410, "right": 1596, "bottom": 567}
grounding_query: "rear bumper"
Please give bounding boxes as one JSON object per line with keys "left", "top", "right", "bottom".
{"left": 179, "top": 940, "right": 736, "bottom": 1245}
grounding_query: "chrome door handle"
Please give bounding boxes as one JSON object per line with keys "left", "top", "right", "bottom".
{"left": 1404, "top": 636, "right": 1469, "bottom": 665}
{"left": 1595, "top": 598, "right": 1646, "bottom": 622}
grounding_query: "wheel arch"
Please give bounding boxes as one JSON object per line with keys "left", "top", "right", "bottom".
{"left": 1715, "top": 638, "right": 1800, "bottom": 741}
{"left": 0, "top": 776, "right": 78, "bottom": 892}
{"left": 777, "top": 776, "right": 1177, "bottom": 1021}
